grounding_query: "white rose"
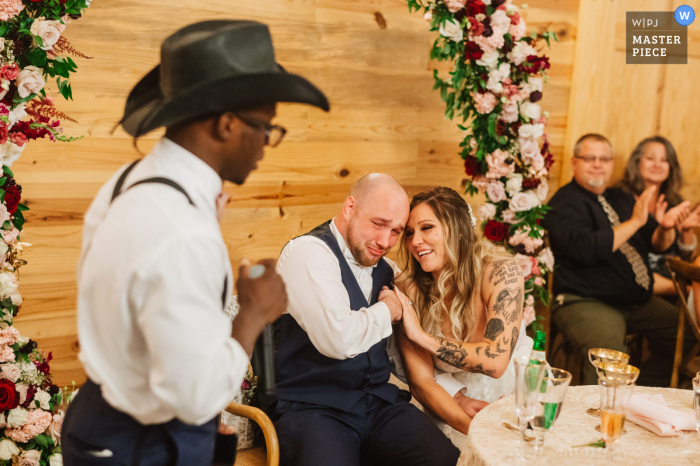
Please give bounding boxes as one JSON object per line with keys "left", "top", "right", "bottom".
{"left": 0, "top": 363, "right": 20, "bottom": 383}
{"left": 0, "top": 142, "right": 21, "bottom": 167}
{"left": 0, "top": 39, "right": 4, "bottom": 54}
{"left": 507, "top": 41, "right": 537, "bottom": 66}
{"left": 475, "top": 13, "right": 486, "bottom": 21}
{"left": 483, "top": 0, "right": 492, "bottom": 5}
{"left": 514, "top": 253, "right": 533, "bottom": 277}
{"left": 486, "top": 75, "right": 503, "bottom": 94}
{"left": 423, "top": 11, "right": 432, "bottom": 21}
{"left": 0, "top": 204, "right": 8, "bottom": 226}
{"left": 16, "top": 66, "right": 44, "bottom": 99}
{"left": 519, "top": 101, "right": 541, "bottom": 121}
{"left": 524, "top": 77, "right": 543, "bottom": 94}
{"left": 509, "top": 191, "right": 540, "bottom": 212}
{"left": 19, "top": 449, "right": 41, "bottom": 466}
{"left": 518, "top": 123, "right": 544, "bottom": 139}
{"left": 439, "top": 19, "right": 463, "bottom": 43}
{"left": 529, "top": 153, "right": 545, "bottom": 171}
{"left": 6, "top": 407, "right": 27, "bottom": 428}
{"left": 34, "top": 389, "right": 52, "bottom": 410}
{"left": 537, "top": 247, "right": 555, "bottom": 272}
{"left": 537, "top": 180, "right": 549, "bottom": 201}
{"left": 476, "top": 50, "right": 500, "bottom": 69}
{"left": 497, "top": 62, "right": 511, "bottom": 80}
{"left": 0, "top": 438, "right": 18, "bottom": 461}
{"left": 0, "top": 412, "right": 5, "bottom": 428}
{"left": 49, "top": 453, "right": 63, "bottom": 466}
{"left": 9, "top": 293, "right": 22, "bottom": 306}
{"left": 505, "top": 173, "right": 523, "bottom": 196}
{"left": 479, "top": 203, "right": 497, "bottom": 221}
{"left": 47, "top": 411, "right": 63, "bottom": 444}
{"left": 0, "top": 272, "right": 18, "bottom": 299}
{"left": 8, "top": 103, "right": 26, "bottom": 127}
{"left": 486, "top": 181, "right": 506, "bottom": 203}
{"left": 30, "top": 17, "right": 65, "bottom": 51}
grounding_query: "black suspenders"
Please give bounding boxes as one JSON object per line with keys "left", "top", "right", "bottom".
{"left": 110, "top": 159, "right": 228, "bottom": 308}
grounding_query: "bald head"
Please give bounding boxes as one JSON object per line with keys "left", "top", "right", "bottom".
{"left": 336, "top": 174, "right": 409, "bottom": 267}
{"left": 350, "top": 173, "right": 408, "bottom": 207}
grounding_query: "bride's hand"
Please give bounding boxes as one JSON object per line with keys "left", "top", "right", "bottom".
{"left": 453, "top": 392, "right": 489, "bottom": 418}
{"left": 394, "top": 288, "right": 423, "bottom": 343}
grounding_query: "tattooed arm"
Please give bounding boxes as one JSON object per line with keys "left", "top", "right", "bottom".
{"left": 396, "top": 326, "right": 475, "bottom": 434}
{"left": 397, "top": 259, "right": 525, "bottom": 378}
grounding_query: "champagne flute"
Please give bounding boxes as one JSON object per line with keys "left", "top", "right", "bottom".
{"left": 503, "top": 357, "right": 547, "bottom": 464}
{"left": 599, "top": 379, "right": 634, "bottom": 455}
{"left": 532, "top": 368, "right": 572, "bottom": 455}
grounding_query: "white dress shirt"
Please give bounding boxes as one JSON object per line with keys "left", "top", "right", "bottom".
{"left": 77, "top": 138, "right": 248, "bottom": 425}
{"left": 276, "top": 219, "right": 397, "bottom": 360}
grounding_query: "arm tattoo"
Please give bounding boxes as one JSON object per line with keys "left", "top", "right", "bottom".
{"left": 484, "top": 345, "right": 498, "bottom": 359}
{"left": 491, "top": 260, "right": 523, "bottom": 287}
{"left": 492, "top": 287, "right": 523, "bottom": 324}
{"left": 435, "top": 337, "right": 468, "bottom": 369}
{"left": 488, "top": 260, "right": 509, "bottom": 283}
{"left": 475, "top": 346, "right": 482, "bottom": 356}
{"left": 467, "top": 363, "right": 496, "bottom": 376}
{"left": 484, "top": 318, "right": 505, "bottom": 341}
{"left": 510, "top": 326, "right": 520, "bottom": 360}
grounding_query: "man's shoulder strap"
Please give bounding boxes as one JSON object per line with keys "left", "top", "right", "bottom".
{"left": 110, "top": 159, "right": 194, "bottom": 206}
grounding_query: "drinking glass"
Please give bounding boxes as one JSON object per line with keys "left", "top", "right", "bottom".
{"left": 507, "top": 357, "right": 547, "bottom": 463}
{"left": 693, "top": 375, "right": 700, "bottom": 436}
{"left": 598, "top": 379, "right": 634, "bottom": 455}
{"left": 532, "top": 368, "right": 572, "bottom": 455}
{"left": 588, "top": 349, "right": 630, "bottom": 417}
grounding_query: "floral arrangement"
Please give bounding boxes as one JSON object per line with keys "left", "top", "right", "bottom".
{"left": 0, "top": 0, "right": 92, "bottom": 464}
{"left": 407, "top": 0, "right": 557, "bottom": 327}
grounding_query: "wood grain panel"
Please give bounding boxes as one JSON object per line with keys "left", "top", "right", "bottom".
{"left": 11, "top": 0, "right": 578, "bottom": 387}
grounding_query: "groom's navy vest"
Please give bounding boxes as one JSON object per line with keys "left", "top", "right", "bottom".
{"left": 272, "top": 221, "right": 398, "bottom": 412}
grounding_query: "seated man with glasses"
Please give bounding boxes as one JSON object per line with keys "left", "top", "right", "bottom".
{"left": 541, "top": 133, "right": 696, "bottom": 386}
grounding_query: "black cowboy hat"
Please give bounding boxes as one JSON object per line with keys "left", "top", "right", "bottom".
{"left": 120, "top": 20, "right": 329, "bottom": 137}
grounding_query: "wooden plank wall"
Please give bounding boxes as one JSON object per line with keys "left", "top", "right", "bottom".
{"left": 12, "top": 0, "right": 578, "bottom": 387}
{"left": 561, "top": 0, "right": 700, "bottom": 205}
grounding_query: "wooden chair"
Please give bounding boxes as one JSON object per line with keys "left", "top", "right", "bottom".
{"left": 225, "top": 402, "right": 279, "bottom": 466}
{"left": 666, "top": 256, "right": 700, "bottom": 388}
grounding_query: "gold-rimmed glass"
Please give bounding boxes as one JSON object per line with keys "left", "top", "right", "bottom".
{"left": 588, "top": 348, "right": 630, "bottom": 369}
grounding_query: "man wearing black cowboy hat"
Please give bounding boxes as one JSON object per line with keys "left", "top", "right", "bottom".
{"left": 62, "top": 20, "right": 328, "bottom": 466}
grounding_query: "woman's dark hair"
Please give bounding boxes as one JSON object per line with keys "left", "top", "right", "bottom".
{"left": 619, "top": 136, "right": 683, "bottom": 207}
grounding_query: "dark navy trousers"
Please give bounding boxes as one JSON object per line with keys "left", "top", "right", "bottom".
{"left": 271, "top": 391, "right": 460, "bottom": 466}
{"left": 62, "top": 379, "right": 218, "bottom": 466}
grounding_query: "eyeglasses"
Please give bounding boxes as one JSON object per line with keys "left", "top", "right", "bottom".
{"left": 234, "top": 113, "right": 287, "bottom": 148}
{"left": 574, "top": 155, "right": 614, "bottom": 164}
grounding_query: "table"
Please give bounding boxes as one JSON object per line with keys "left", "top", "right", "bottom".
{"left": 462, "top": 385, "right": 700, "bottom": 466}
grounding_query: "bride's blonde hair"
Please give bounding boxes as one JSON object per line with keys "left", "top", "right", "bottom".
{"left": 395, "top": 187, "right": 512, "bottom": 342}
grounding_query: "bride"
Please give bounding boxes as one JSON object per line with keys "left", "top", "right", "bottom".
{"left": 393, "top": 187, "right": 533, "bottom": 452}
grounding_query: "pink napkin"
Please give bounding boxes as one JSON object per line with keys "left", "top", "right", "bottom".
{"left": 625, "top": 393, "right": 696, "bottom": 436}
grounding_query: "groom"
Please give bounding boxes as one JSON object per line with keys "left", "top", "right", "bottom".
{"left": 268, "top": 174, "right": 460, "bottom": 466}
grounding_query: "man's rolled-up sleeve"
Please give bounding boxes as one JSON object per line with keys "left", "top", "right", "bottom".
{"left": 276, "top": 239, "right": 392, "bottom": 360}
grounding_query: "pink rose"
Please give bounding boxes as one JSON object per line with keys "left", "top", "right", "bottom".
{"left": 16, "top": 66, "right": 45, "bottom": 99}
{"left": 18, "top": 450, "right": 40, "bottom": 466}
{"left": 472, "top": 176, "right": 490, "bottom": 192}
{"left": 523, "top": 305, "right": 536, "bottom": 327}
{"left": 5, "top": 409, "right": 52, "bottom": 445}
{"left": 444, "top": 0, "right": 466, "bottom": 13}
{"left": 473, "top": 92, "right": 498, "bottom": 114}
{"left": 47, "top": 411, "right": 63, "bottom": 444}
{"left": 519, "top": 137, "right": 540, "bottom": 160}
{"left": 525, "top": 294, "right": 535, "bottom": 306}
{"left": 473, "top": 33, "right": 505, "bottom": 54}
{"left": 0, "top": 346, "right": 15, "bottom": 363}
{"left": 1, "top": 228, "right": 19, "bottom": 245}
{"left": 479, "top": 203, "right": 497, "bottom": 221}
{"left": 30, "top": 17, "right": 66, "bottom": 51}
{"left": 499, "top": 100, "right": 519, "bottom": 123}
{"left": 9, "top": 133, "right": 27, "bottom": 148}
{"left": 490, "top": 10, "right": 511, "bottom": 36}
{"left": 509, "top": 191, "right": 540, "bottom": 212}
{"left": 0, "top": 364, "right": 20, "bottom": 383}
{"left": 534, "top": 277, "right": 543, "bottom": 286}
{"left": 486, "top": 182, "right": 506, "bottom": 203}
{"left": 0, "top": 64, "right": 19, "bottom": 81}
{"left": 486, "top": 149, "right": 514, "bottom": 179}
{"left": 537, "top": 248, "right": 555, "bottom": 272}
{"left": 0, "top": 0, "right": 24, "bottom": 22}
{"left": 509, "top": 226, "right": 544, "bottom": 253}
{"left": 502, "top": 209, "right": 517, "bottom": 224}
{"left": 514, "top": 253, "right": 532, "bottom": 277}
{"left": 537, "top": 181, "right": 549, "bottom": 201}
{"left": 0, "top": 327, "right": 19, "bottom": 346}
{"left": 509, "top": 18, "right": 527, "bottom": 41}
{"left": 528, "top": 153, "right": 545, "bottom": 172}
{"left": 532, "top": 265, "right": 541, "bottom": 277}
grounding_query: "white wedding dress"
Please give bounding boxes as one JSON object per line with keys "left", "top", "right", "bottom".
{"left": 428, "top": 321, "right": 533, "bottom": 462}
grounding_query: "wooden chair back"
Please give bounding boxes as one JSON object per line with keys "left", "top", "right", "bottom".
{"left": 225, "top": 402, "right": 279, "bottom": 466}
{"left": 666, "top": 256, "right": 700, "bottom": 387}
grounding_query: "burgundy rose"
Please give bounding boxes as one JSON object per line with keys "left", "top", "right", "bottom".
{"left": 522, "top": 178, "right": 541, "bottom": 190}
{"left": 529, "top": 91, "right": 542, "bottom": 103}
{"left": 492, "top": 0, "right": 506, "bottom": 8}
{"left": 520, "top": 55, "right": 551, "bottom": 74}
{"left": 464, "top": 41, "right": 483, "bottom": 60}
{"left": 483, "top": 220, "right": 510, "bottom": 242}
{"left": 241, "top": 379, "right": 252, "bottom": 391}
{"left": 481, "top": 17, "right": 493, "bottom": 37}
{"left": 466, "top": 0, "right": 486, "bottom": 17}
{"left": 48, "top": 384, "right": 60, "bottom": 396}
{"left": 464, "top": 156, "right": 480, "bottom": 177}
{"left": 4, "top": 179, "right": 22, "bottom": 215}
{"left": 0, "top": 379, "right": 19, "bottom": 410}
{"left": 21, "top": 384, "right": 37, "bottom": 408}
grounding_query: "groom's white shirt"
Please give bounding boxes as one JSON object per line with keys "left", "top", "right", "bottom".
{"left": 276, "top": 219, "right": 399, "bottom": 359}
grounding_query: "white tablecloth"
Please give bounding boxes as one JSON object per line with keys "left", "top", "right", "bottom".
{"left": 462, "top": 386, "right": 700, "bottom": 466}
